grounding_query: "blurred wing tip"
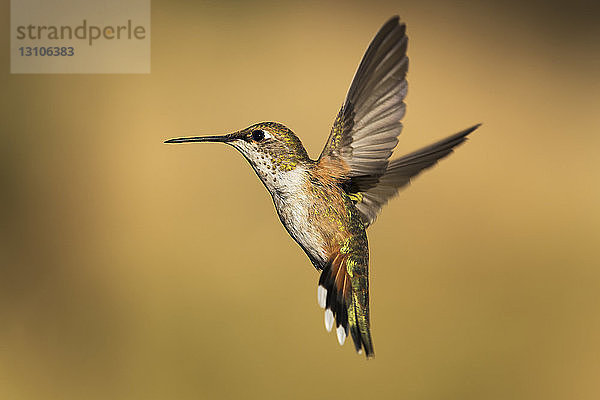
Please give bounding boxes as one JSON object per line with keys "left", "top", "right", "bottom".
{"left": 386, "top": 15, "right": 403, "bottom": 26}
{"left": 446, "top": 123, "right": 483, "bottom": 143}
{"left": 465, "top": 123, "right": 482, "bottom": 134}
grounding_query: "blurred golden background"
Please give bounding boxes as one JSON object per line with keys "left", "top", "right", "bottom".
{"left": 1, "top": 0, "right": 599, "bottom": 399}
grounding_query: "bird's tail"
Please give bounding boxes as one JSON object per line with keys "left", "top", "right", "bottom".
{"left": 348, "top": 274, "right": 374, "bottom": 357}
{"left": 317, "top": 249, "right": 374, "bottom": 357}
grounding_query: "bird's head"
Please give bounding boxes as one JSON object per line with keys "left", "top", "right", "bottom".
{"left": 165, "top": 122, "right": 311, "bottom": 194}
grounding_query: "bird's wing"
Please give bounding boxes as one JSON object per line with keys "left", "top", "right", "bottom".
{"left": 348, "top": 124, "right": 480, "bottom": 227}
{"left": 318, "top": 16, "right": 408, "bottom": 179}
{"left": 317, "top": 239, "right": 374, "bottom": 357}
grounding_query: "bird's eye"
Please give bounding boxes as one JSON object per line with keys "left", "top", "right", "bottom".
{"left": 251, "top": 129, "right": 271, "bottom": 142}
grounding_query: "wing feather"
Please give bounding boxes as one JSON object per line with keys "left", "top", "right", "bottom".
{"left": 352, "top": 124, "right": 481, "bottom": 226}
{"left": 318, "top": 16, "right": 408, "bottom": 179}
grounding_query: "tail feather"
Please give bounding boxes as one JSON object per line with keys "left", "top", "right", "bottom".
{"left": 318, "top": 252, "right": 374, "bottom": 358}
{"left": 349, "top": 293, "right": 374, "bottom": 356}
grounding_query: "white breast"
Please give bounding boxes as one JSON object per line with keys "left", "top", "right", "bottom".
{"left": 270, "top": 167, "right": 328, "bottom": 264}
{"left": 229, "top": 140, "right": 327, "bottom": 263}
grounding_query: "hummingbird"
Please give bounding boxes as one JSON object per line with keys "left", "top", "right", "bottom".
{"left": 165, "top": 16, "right": 479, "bottom": 358}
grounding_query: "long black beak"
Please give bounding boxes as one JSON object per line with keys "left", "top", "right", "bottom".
{"left": 164, "top": 133, "right": 237, "bottom": 144}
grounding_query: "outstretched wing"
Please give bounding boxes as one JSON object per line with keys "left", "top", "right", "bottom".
{"left": 350, "top": 124, "right": 481, "bottom": 227}
{"left": 317, "top": 244, "right": 374, "bottom": 357}
{"left": 318, "top": 16, "right": 408, "bottom": 179}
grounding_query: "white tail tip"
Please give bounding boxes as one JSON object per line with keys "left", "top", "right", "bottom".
{"left": 336, "top": 326, "right": 346, "bottom": 345}
{"left": 317, "top": 286, "right": 327, "bottom": 309}
{"left": 324, "top": 309, "right": 334, "bottom": 332}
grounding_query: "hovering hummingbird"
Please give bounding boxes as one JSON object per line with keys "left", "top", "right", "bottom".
{"left": 165, "top": 16, "right": 479, "bottom": 358}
